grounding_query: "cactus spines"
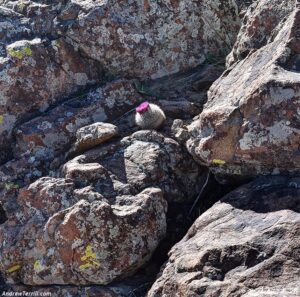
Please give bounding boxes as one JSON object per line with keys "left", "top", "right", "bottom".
{"left": 135, "top": 102, "right": 166, "bottom": 130}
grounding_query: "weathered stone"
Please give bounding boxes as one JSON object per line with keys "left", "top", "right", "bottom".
{"left": 227, "top": 0, "right": 295, "bottom": 66}
{"left": 0, "top": 37, "right": 103, "bottom": 163}
{"left": 171, "top": 119, "right": 189, "bottom": 144}
{"left": 61, "top": 0, "right": 242, "bottom": 79}
{"left": 0, "top": 178, "right": 167, "bottom": 285}
{"left": 148, "top": 176, "right": 300, "bottom": 297}
{"left": 0, "top": 0, "right": 245, "bottom": 163}
{"left": 187, "top": 2, "right": 300, "bottom": 179}
{"left": 73, "top": 122, "right": 119, "bottom": 153}
{"left": 13, "top": 79, "right": 141, "bottom": 161}
{"left": 0, "top": 130, "right": 204, "bottom": 285}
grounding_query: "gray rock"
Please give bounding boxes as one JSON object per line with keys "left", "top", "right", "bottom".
{"left": 73, "top": 122, "right": 119, "bottom": 153}
{"left": 187, "top": 2, "right": 300, "bottom": 179}
{"left": 0, "top": 130, "right": 204, "bottom": 285}
{"left": 148, "top": 176, "right": 300, "bottom": 297}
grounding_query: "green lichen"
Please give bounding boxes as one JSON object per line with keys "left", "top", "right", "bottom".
{"left": 8, "top": 46, "right": 32, "bottom": 60}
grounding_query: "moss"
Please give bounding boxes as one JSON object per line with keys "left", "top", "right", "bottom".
{"left": 8, "top": 46, "right": 32, "bottom": 60}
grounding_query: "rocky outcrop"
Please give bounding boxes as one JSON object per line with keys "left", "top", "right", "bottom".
{"left": 61, "top": 0, "right": 241, "bottom": 79}
{"left": 227, "top": 0, "right": 295, "bottom": 66}
{"left": 148, "top": 176, "right": 300, "bottom": 297}
{"left": 0, "top": 0, "right": 244, "bottom": 164}
{"left": 1, "top": 178, "right": 167, "bottom": 286}
{"left": 0, "top": 130, "right": 204, "bottom": 285}
{"left": 187, "top": 1, "right": 300, "bottom": 179}
{"left": 13, "top": 79, "right": 139, "bottom": 161}
{"left": 0, "top": 37, "right": 103, "bottom": 163}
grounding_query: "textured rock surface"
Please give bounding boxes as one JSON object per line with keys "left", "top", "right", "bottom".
{"left": 0, "top": 180, "right": 167, "bottom": 285}
{"left": 0, "top": 36, "right": 103, "bottom": 163}
{"left": 187, "top": 1, "right": 300, "bottom": 179}
{"left": 61, "top": 0, "right": 241, "bottom": 79}
{"left": 73, "top": 122, "right": 119, "bottom": 153}
{"left": 13, "top": 79, "right": 140, "bottom": 161}
{"left": 0, "top": 130, "right": 204, "bottom": 285}
{"left": 148, "top": 176, "right": 300, "bottom": 297}
{"left": 0, "top": 0, "right": 244, "bottom": 164}
{"left": 227, "top": 0, "right": 295, "bottom": 66}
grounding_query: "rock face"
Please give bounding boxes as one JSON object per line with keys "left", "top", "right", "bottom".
{"left": 227, "top": 0, "right": 295, "bottom": 66}
{"left": 148, "top": 176, "right": 300, "bottom": 297}
{"left": 0, "top": 0, "right": 244, "bottom": 164}
{"left": 61, "top": 0, "right": 241, "bottom": 79}
{"left": 1, "top": 179, "right": 167, "bottom": 286}
{"left": 187, "top": 1, "right": 300, "bottom": 179}
{"left": 0, "top": 37, "right": 103, "bottom": 163}
{"left": 0, "top": 130, "right": 204, "bottom": 285}
{"left": 12, "top": 79, "right": 141, "bottom": 177}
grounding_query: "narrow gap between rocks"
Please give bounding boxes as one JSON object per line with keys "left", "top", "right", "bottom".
{"left": 124, "top": 174, "right": 247, "bottom": 297}
{"left": 0, "top": 203, "right": 7, "bottom": 224}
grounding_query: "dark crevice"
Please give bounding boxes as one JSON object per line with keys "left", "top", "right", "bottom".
{"left": 0, "top": 203, "right": 7, "bottom": 224}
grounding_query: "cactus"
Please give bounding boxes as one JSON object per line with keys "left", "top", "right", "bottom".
{"left": 135, "top": 102, "right": 166, "bottom": 130}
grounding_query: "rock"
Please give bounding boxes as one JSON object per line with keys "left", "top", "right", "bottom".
{"left": 7, "top": 275, "right": 154, "bottom": 297}
{"left": 171, "top": 119, "right": 189, "bottom": 144}
{"left": 227, "top": 0, "right": 295, "bottom": 66}
{"left": 148, "top": 176, "right": 300, "bottom": 297}
{"left": 13, "top": 79, "right": 141, "bottom": 161}
{"left": 187, "top": 2, "right": 300, "bottom": 179}
{"left": 0, "top": 130, "right": 204, "bottom": 285}
{"left": 62, "top": 130, "right": 204, "bottom": 203}
{"left": 0, "top": 0, "right": 245, "bottom": 164}
{"left": 0, "top": 179, "right": 167, "bottom": 286}
{"left": 61, "top": 0, "right": 242, "bottom": 79}
{"left": 0, "top": 37, "right": 103, "bottom": 164}
{"left": 73, "top": 122, "right": 119, "bottom": 153}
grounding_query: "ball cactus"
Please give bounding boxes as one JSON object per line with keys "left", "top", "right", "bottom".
{"left": 135, "top": 102, "right": 166, "bottom": 130}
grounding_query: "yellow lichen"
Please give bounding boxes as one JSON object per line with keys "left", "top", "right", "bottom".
{"left": 212, "top": 159, "right": 226, "bottom": 165}
{"left": 23, "top": 47, "right": 32, "bottom": 56}
{"left": 34, "top": 260, "right": 41, "bottom": 271}
{"left": 81, "top": 245, "right": 97, "bottom": 261}
{"left": 80, "top": 245, "right": 100, "bottom": 270}
{"left": 0, "top": 115, "right": 3, "bottom": 124}
{"left": 6, "top": 264, "right": 21, "bottom": 273}
{"left": 79, "top": 263, "right": 93, "bottom": 270}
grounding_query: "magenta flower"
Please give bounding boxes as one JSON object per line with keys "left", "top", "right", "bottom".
{"left": 136, "top": 101, "right": 150, "bottom": 113}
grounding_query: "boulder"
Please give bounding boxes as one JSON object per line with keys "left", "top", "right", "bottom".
{"left": 0, "top": 37, "right": 103, "bottom": 164}
{"left": 61, "top": 0, "right": 242, "bottom": 79}
{"left": 227, "top": 0, "right": 295, "bottom": 66}
{"left": 148, "top": 176, "right": 300, "bottom": 297}
{"left": 187, "top": 2, "right": 300, "bottom": 179}
{"left": 0, "top": 178, "right": 167, "bottom": 285}
{"left": 0, "top": 130, "right": 204, "bottom": 285}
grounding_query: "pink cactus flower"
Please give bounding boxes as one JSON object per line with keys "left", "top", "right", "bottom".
{"left": 136, "top": 101, "right": 150, "bottom": 113}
